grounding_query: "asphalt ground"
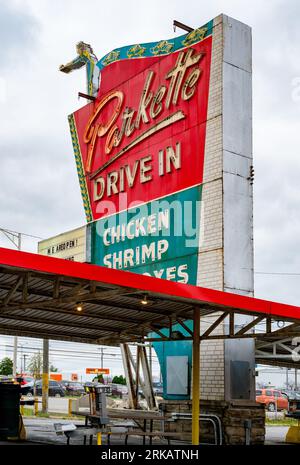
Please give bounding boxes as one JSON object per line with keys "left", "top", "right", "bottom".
{"left": 0, "top": 418, "right": 292, "bottom": 446}
{"left": 24, "top": 418, "right": 183, "bottom": 445}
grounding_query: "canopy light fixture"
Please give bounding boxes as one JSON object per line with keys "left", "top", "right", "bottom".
{"left": 141, "top": 295, "right": 148, "bottom": 305}
{"left": 76, "top": 302, "right": 83, "bottom": 312}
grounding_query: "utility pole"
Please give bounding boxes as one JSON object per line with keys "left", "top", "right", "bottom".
{"left": 148, "top": 343, "right": 153, "bottom": 382}
{"left": 20, "top": 345, "right": 23, "bottom": 374}
{"left": 0, "top": 227, "right": 42, "bottom": 377}
{"left": 42, "top": 339, "right": 49, "bottom": 414}
{"left": 0, "top": 230, "right": 22, "bottom": 376}
{"left": 23, "top": 354, "right": 28, "bottom": 374}
{"left": 100, "top": 347, "right": 104, "bottom": 369}
{"left": 13, "top": 336, "right": 18, "bottom": 376}
{"left": 14, "top": 233, "right": 21, "bottom": 376}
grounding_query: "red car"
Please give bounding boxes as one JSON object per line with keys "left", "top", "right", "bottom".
{"left": 15, "top": 376, "right": 34, "bottom": 386}
{"left": 256, "top": 388, "right": 289, "bottom": 411}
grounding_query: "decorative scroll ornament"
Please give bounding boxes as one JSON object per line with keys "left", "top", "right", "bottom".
{"left": 182, "top": 27, "right": 207, "bottom": 46}
{"left": 150, "top": 40, "right": 174, "bottom": 55}
{"left": 101, "top": 50, "right": 120, "bottom": 67}
{"left": 127, "top": 44, "right": 146, "bottom": 58}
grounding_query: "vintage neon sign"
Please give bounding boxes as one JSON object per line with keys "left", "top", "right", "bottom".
{"left": 68, "top": 25, "right": 213, "bottom": 221}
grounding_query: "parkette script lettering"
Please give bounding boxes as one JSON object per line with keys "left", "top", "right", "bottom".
{"left": 83, "top": 48, "right": 204, "bottom": 176}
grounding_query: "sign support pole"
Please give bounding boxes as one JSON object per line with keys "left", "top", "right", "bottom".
{"left": 192, "top": 307, "right": 200, "bottom": 445}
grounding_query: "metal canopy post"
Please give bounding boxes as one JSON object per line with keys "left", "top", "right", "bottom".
{"left": 192, "top": 307, "right": 200, "bottom": 445}
{"left": 42, "top": 339, "right": 49, "bottom": 414}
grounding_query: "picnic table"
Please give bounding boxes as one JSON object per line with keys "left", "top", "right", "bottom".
{"left": 71, "top": 408, "right": 181, "bottom": 444}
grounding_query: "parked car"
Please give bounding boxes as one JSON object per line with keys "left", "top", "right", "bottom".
{"left": 116, "top": 384, "right": 128, "bottom": 396}
{"left": 152, "top": 382, "right": 163, "bottom": 396}
{"left": 139, "top": 382, "right": 163, "bottom": 399}
{"left": 60, "top": 380, "right": 85, "bottom": 396}
{"left": 15, "top": 376, "right": 34, "bottom": 386}
{"left": 256, "top": 388, "right": 289, "bottom": 411}
{"left": 26, "top": 379, "right": 66, "bottom": 397}
{"left": 109, "top": 384, "right": 126, "bottom": 398}
{"left": 282, "top": 390, "right": 300, "bottom": 401}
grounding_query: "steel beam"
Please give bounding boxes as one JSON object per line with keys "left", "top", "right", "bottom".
{"left": 235, "top": 316, "right": 265, "bottom": 336}
{"left": 177, "top": 318, "right": 193, "bottom": 336}
{"left": 192, "top": 308, "right": 200, "bottom": 445}
{"left": 2, "top": 276, "right": 23, "bottom": 307}
{"left": 201, "top": 311, "right": 229, "bottom": 339}
{"left": 121, "top": 344, "right": 137, "bottom": 409}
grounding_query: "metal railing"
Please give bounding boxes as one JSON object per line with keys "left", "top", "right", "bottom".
{"left": 170, "top": 412, "right": 223, "bottom": 445}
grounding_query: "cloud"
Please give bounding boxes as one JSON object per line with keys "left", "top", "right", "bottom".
{"left": 0, "top": 0, "right": 299, "bottom": 385}
{"left": 1, "top": 0, "right": 300, "bottom": 312}
{"left": 0, "top": 1, "right": 39, "bottom": 70}
{"left": 0, "top": 135, "right": 84, "bottom": 244}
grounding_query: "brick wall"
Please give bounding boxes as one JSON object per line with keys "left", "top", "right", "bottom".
{"left": 197, "top": 13, "right": 254, "bottom": 402}
{"left": 197, "top": 15, "right": 225, "bottom": 401}
{"left": 159, "top": 399, "right": 265, "bottom": 445}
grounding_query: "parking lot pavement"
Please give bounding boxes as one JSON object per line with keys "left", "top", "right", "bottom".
{"left": 22, "top": 420, "right": 296, "bottom": 446}
{"left": 0, "top": 419, "right": 77, "bottom": 446}
{"left": 24, "top": 396, "right": 69, "bottom": 414}
{"left": 24, "top": 418, "right": 85, "bottom": 445}
{"left": 23, "top": 418, "right": 171, "bottom": 445}
{"left": 1, "top": 417, "right": 294, "bottom": 446}
{"left": 265, "top": 426, "right": 290, "bottom": 445}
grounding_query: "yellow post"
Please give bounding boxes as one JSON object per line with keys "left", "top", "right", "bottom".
{"left": 68, "top": 399, "right": 72, "bottom": 417}
{"left": 42, "top": 339, "right": 49, "bottom": 414}
{"left": 192, "top": 308, "right": 200, "bottom": 445}
{"left": 34, "top": 397, "right": 38, "bottom": 416}
{"left": 97, "top": 432, "right": 102, "bottom": 446}
{"left": 42, "top": 372, "right": 49, "bottom": 414}
{"left": 285, "top": 425, "right": 300, "bottom": 444}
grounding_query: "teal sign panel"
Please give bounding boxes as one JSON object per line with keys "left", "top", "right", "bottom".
{"left": 88, "top": 185, "right": 201, "bottom": 285}
{"left": 151, "top": 320, "right": 194, "bottom": 400}
{"left": 97, "top": 21, "right": 213, "bottom": 71}
{"left": 88, "top": 185, "right": 201, "bottom": 400}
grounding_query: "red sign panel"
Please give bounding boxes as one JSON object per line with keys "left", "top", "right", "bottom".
{"left": 71, "top": 36, "right": 212, "bottom": 221}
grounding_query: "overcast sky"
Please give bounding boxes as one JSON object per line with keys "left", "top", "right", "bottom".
{"left": 0, "top": 0, "right": 300, "bottom": 383}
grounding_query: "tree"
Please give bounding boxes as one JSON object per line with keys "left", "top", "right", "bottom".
{"left": 112, "top": 375, "right": 126, "bottom": 385}
{"left": 50, "top": 364, "right": 58, "bottom": 373}
{"left": 0, "top": 357, "right": 13, "bottom": 376}
{"left": 93, "top": 374, "right": 104, "bottom": 383}
{"left": 27, "top": 353, "right": 42, "bottom": 379}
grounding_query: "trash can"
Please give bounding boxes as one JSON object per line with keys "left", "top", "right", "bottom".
{"left": 0, "top": 382, "right": 21, "bottom": 439}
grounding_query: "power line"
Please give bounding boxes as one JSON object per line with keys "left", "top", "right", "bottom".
{"left": 0, "top": 344, "right": 159, "bottom": 361}
{"left": 0, "top": 227, "right": 43, "bottom": 240}
{"left": 255, "top": 271, "right": 300, "bottom": 276}
{"left": 0, "top": 343, "right": 149, "bottom": 357}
